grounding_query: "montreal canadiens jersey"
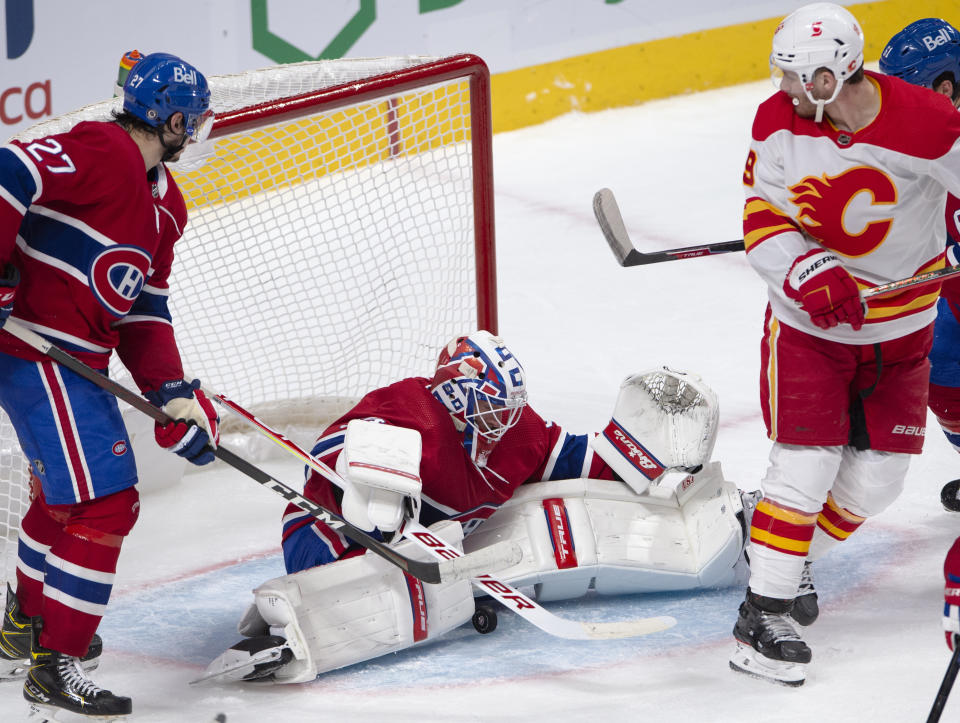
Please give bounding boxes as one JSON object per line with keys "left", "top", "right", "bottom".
{"left": 0, "top": 121, "right": 187, "bottom": 389}
{"left": 282, "top": 377, "right": 616, "bottom": 564}
{"left": 941, "top": 193, "right": 960, "bottom": 305}
{"left": 742, "top": 70, "right": 960, "bottom": 343}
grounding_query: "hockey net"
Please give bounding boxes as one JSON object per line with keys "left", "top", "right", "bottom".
{"left": 0, "top": 54, "right": 496, "bottom": 581}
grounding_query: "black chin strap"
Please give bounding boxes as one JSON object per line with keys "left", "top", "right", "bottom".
{"left": 156, "top": 119, "right": 188, "bottom": 162}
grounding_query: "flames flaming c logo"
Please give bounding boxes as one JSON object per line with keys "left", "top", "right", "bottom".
{"left": 788, "top": 166, "right": 897, "bottom": 256}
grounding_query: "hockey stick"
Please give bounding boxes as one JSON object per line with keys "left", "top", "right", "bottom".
{"left": 0, "top": 319, "right": 506, "bottom": 586}
{"left": 594, "top": 188, "right": 960, "bottom": 297}
{"left": 593, "top": 188, "right": 744, "bottom": 266}
{"left": 928, "top": 645, "right": 960, "bottom": 723}
{"left": 202, "top": 383, "right": 678, "bottom": 640}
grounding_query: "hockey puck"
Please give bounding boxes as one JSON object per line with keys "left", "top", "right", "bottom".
{"left": 471, "top": 604, "right": 498, "bottom": 634}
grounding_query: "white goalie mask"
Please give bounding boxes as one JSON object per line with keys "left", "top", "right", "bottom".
{"left": 429, "top": 331, "right": 528, "bottom": 466}
{"left": 770, "top": 2, "right": 864, "bottom": 122}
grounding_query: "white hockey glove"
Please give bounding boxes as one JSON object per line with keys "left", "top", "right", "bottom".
{"left": 335, "top": 419, "right": 422, "bottom": 533}
{"left": 591, "top": 367, "right": 719, "bottom": 494}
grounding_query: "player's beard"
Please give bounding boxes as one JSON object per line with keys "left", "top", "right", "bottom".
{"left": 787, "top": 92, "right": 818, "bottom": 119}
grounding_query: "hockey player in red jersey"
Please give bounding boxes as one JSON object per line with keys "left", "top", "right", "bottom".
{"left": 730, "top": 3, "right": 960, "bottom": 686}
{"left": 880, "top": 19, "right": 960, "bottom": 511}
{"left": 0, "top": 53, "right": 219, "bottom": 718}
{"left": 198, "top": 330, "right": 751, "bottom": 683}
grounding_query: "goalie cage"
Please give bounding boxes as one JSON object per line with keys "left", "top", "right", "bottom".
{"left": 0, "top": 54, "right": 496, "bottom": 582}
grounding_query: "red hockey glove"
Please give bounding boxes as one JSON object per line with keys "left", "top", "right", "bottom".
{"left": 945, "top": 537, "right": 960, "bottom": 651}
{"left": 784, "top": 250, "right": 864, "bottom": 331}
{"left": 145, "top": 379, "right": 220, "bottom": 466}
{"left": 0, "top": 264, "right": 19, "bottom": 329}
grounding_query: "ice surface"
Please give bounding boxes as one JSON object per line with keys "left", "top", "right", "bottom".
{"left": 3, "top": 78, "right": 958, "bottom": 722}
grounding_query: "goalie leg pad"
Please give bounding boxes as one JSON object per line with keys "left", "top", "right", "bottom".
{"left": 463, "top": 462, "right": 742, "bottom": 601}
{"left": 247, "top": 519, "right": 473, "bottom": 682}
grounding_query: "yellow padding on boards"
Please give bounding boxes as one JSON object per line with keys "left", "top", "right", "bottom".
{"left": 174, "top": 82, "right": 472, "bottom": 212}
{"left": 490, "top": 0, "right": 959, "bottom": 132}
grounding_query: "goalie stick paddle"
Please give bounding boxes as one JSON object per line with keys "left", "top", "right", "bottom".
{"left": 203, "top": 383, "right": 678, "bottom": 641}
{"left": 593, "top": 187, "right": 960, "bottom": 296}
{"left": 0, "top": 320, "right": 475, "bottom": 586}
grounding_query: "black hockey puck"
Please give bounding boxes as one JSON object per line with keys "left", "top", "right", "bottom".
{"left": 472, "top": 604, "right": 497, "bottom": 634}
{"left": 943, "top": 479, "right": 960, "bottom": 512}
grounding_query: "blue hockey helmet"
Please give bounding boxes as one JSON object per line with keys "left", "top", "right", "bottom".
{"left": 880, "top": 18, "right": 960, "bottom": 90}
{"left": 122, "top": 52, "right": 213, "bottom": 142}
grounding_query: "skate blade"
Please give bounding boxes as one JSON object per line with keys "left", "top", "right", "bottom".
{"left": 27, "top": 700, "right": 130, "bottom": 721}
{"left": 0, "top": 658, "right": 30, "bottom": 680}
{"left": 729, "top": 642, "right": 806, "bottom": 687}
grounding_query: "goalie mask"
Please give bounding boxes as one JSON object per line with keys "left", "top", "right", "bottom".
{"left": 770, "top": 2, "right": 864, "bottom": 122}
{"left": 429, "top": 331, "right": 528, "bottom": 466}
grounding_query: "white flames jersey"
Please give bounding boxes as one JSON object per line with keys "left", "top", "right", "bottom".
{"left": 742, "top": 70, "right": 960, "bottom": 343}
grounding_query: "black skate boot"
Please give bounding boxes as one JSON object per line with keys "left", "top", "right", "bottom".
{"left": 1, "top": 583, "right": 102, "bottom": 680}
{"left": 942, "top": 479, "right": 960, "bottom": 512}
{"left": 730, "top": 589, "right": 811, "bottom": 686}
{"left": 23, "top": 636, "right": 131, "bottom": 719}
{"left": 791, "top": 561, "right": 819, "bottom": 626}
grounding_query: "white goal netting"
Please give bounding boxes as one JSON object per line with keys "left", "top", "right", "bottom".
{"left": 0, "top": 54, "right": 495, "bottom": 582}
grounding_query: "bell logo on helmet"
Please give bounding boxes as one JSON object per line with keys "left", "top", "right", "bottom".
{"left": 172, "top": 66, "right": 198, "bottom": 85}
{"left": 925, "top": 29, "right": 953, "bottom": 51}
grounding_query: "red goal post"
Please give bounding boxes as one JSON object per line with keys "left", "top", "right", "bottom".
{"left": 0, "top": 54, "right": 497, "bottom": 579}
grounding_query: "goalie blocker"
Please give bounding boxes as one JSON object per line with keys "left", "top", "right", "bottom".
{"left": 198, "top": 367, "right": 745, "bottom": 683}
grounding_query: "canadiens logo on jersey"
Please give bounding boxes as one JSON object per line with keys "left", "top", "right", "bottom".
{"left": 788, "top": 167, "right": 896, "bottom": 256}
{"left": 89, "top": 245, "right": 150, "bottom": 316}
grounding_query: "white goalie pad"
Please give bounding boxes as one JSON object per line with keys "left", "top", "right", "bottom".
{"left": 336, "top": 418, "right": 423, "bottom": 532}
{"left": 239, "top": 519, "right": 473, "bottom": 683}
{"left": 462, "top": 462, "right": 742, "bottom": 602}
{"left": 591, "top": 367, "right": 719, "bottom": 494}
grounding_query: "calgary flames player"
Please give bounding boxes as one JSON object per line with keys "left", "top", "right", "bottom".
{"left": 730, "top": 2, "right": 960, "bottom": 686}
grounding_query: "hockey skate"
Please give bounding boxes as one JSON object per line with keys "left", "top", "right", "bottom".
{"left": 729, "top": 589, "right": 811, "bottom": 686}
{"left": 23, "top": 634, "right": 130, "bottom": 720}
{"left": 791, "top": 561, "right": 819, "bottom": 626}
{"left": 1, "top": 583, "right": 101, "bottom": 680}
{"left": 941, "top": 479, "right": 960, "bottom": 512}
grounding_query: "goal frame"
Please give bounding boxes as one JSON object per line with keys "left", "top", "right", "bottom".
{"left": 208, "top": 53, "right": 497, "bottom": 333}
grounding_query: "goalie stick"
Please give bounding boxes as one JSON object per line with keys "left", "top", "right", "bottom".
{"left": 202, "top": 383, "right": 678, "bottom": 641}
{"left": 0, "top": 319, "right": 514, "bottom": 586}
{"left": 593, "top": 188, "right": 960, "bottom": 296}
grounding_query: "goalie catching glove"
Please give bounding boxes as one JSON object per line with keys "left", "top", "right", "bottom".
{"left": 335, "top": 418, "right": 423, "bottom": 533}
{"left": 591, "top": 367, "right": 719, "bottom": 495}
{"left": 784, "top": 249, "right": 864, "bottom": 331}
{"left": 145, "top": 378, "right": 219, "bottom": 465}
